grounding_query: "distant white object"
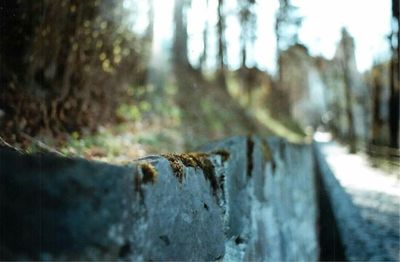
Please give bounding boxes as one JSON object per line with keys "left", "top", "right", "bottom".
{"left": 313, "top": 130, "right": 332, "bottom": 142}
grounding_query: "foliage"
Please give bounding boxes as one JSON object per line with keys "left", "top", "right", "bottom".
{"left": 0, "top": 0, "right": 150, "bottom": 141}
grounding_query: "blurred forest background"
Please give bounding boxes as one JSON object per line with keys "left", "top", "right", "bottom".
{"left": 0, "top": 0, "right": 399, "bottom": 168}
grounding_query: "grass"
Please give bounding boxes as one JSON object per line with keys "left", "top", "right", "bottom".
{"left": 59, "top": 116, "right": 185, "bottom": 164}
{"left": 226, "top": 72, "right": 307, "bottom": 143}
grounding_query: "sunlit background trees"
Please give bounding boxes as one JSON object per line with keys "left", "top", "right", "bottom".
{"left": 0, "top": 0, "right": 398, "bottom": 166}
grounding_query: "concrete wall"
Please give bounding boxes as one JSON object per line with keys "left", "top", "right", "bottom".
{"left": 0, "top": 136, "right": 319, "bottom": 261}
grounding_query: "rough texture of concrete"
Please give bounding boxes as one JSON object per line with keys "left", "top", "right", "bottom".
{"left": 243, "top": 137, "right": 318, "bottom": 261}
{"left": 0, "top": 136, "right": 319, "bottom": 261}
{"left": 0, "top": 146, "right": 138, "bottom": 260}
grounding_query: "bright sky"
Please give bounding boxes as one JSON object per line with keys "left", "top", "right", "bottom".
{"left": 292, "top": 0, "right": 392, "bottom": 72}
{"left": 126, "top": 0, "right": 393, "bottom": 74}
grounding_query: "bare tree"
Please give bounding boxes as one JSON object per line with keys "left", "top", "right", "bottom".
{"left": 145, "top": 0, "right": 154, "bottom": 43}
{"left": 339, "top": 29, "right": 357, "bottom": 153}
{"left": 173, "top": 0, "right": 189, "bottom": 67}
{"left": 216, "top": 0, "right": 227, "bottom": 88}
{"left": 275, "top": 0, "right": 302, "bottom": 82}
{"left": 388, "top": 0, "right": 399, "bottom": 148}
{"left": 238, "top": 0, "right": 256, "bottom": 68}
{"left": 371, "top": 67, "right": 383, "bottom": 146}
{"left": 199, "top": 0, "right": 209, "bottom": 71}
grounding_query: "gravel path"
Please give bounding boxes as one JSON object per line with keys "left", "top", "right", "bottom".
{"left": 319, "top": 142, "right": 400, "bottom": 261}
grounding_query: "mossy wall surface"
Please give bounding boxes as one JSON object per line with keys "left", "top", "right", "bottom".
{"left": 0, "top": 136, "right": 319, "bottom": 261}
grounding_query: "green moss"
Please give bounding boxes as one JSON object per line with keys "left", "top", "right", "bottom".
{"left": 162, "top": 152, "right": 218, "bottom": 192}
{"left": 211, "top": 149, "right": 230, "bottom": 162}
{"left": 139, "top": 162, "right": 158, "bottom": 184}
{"left": 134, "top": 162, "right": 158, "bottom": 195}
{"left": 162, "top": 153, "right": 185, "bottom": 183}
{"left": 200, "top": 157, "right": 219, "bottom": 192}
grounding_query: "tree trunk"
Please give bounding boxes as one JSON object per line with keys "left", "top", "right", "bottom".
{"left": 388, "top": 50, "right": 399, "bottom": 149}
{"left": 342, "top": 65, "right": 357, "bottom": 153}
{"left": 340, "top": 38, "right": 357, "bottom": 153}
{"left": 199, "top": 0, "right": 208, "bottom": 70}
{"left": 371, "top": 71, "right": 383, "bottom": 145}
{"left": 145, "top": 0, "right": 154, "bottom": 43}
{"left": 216, "top": 0, "right": 227, "bottom": 88}
{"left": 338, "top": 29, "right": 357, "bottom": 153}
{"left": 388, "top": 0, "right": 399, "bottom": 148}
{"left": 241, "top": 42, "right": 247, "bottom": 68}
{"left": 173, "top": 0, "right": 189, "bottom": 67}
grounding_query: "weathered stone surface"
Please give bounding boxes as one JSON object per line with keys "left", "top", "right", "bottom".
{"left": 187, "top": 136, "right": 319, "bottom": 261}
{"left": 130, "top": 155, "right": 225, "bottom": 261}
{"left": 200, "top": 136, "right": 252, "bottom": 261}
{"left": 0, "top": 136, "right": 320, "bottom": 261}
{"left": 201, "top": 137, "right": 251, "bottom": 237}
{"left": 244, "top": 137, "right": 318, "bottom": 261}
{"left": 0, "top": 146, "right": 136, "bottom": 260}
